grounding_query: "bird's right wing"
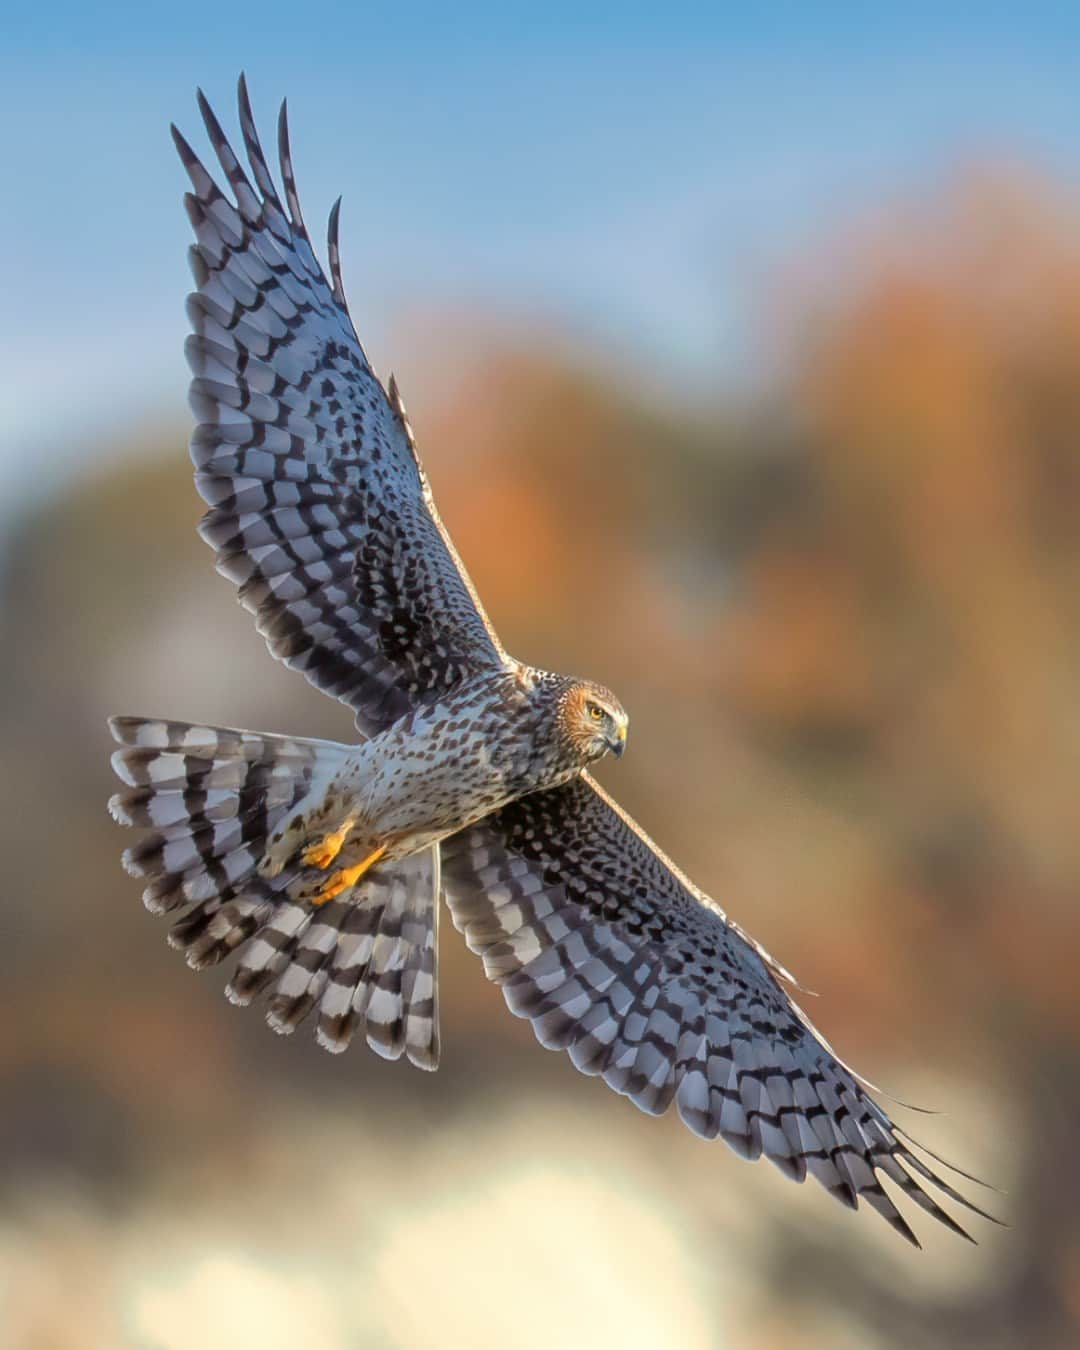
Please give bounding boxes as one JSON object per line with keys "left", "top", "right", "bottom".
{"left": 175, "top": 79, "right": 508, "bottom": 735}
{"left": 441, "top": 773, "right": 999, "bottom": 1247}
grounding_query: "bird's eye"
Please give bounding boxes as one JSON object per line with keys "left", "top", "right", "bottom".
{"left": 588, "top": 703, "right": 604, "bottom": 722}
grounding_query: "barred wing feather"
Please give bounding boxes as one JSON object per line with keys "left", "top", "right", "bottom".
{"left": 175, "top": 78, "right": 507, "bottom": 735}
{"left": 441, "top": 774, "right": 998, "bottom": 1247}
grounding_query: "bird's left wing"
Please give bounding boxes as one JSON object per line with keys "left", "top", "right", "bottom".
{"left": 441, "top": 774, "right": 998, "bottom": 1247}
{"left": 174, "top": 79, "right": 508, "bottom": 736}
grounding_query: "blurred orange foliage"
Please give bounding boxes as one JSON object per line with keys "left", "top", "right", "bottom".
{"left": 3, "top": 164, "right": 1080, "bottom": 1347}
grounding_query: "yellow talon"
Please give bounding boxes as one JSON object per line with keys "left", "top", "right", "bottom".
{"left": 302, "top": 819, "right": 355, "bottom": 870}
{"left": 311, "top": 844, "right": 387, "bottom": 905}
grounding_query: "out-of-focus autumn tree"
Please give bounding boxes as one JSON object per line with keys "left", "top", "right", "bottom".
{"left": 715, "top": 167, "right": 1080, "bottom": 1346}
{"left": 2, "top": 166, "right": 1079, "bottom": 1349}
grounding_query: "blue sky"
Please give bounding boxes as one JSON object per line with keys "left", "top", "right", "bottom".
{"left": 4, "top": 3, "right": 1080, "bottom": 511}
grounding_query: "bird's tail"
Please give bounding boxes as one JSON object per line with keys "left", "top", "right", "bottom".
{"left": 108, "top": 716, "right": 439, "bottom": 1068}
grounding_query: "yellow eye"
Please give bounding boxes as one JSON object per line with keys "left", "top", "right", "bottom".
{"left": 588, "top": 704, "right": 604, "bottom": 721}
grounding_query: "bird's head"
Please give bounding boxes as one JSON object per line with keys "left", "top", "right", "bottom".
{"left": 558, "top": 680, "right": 629, "bottom": 767}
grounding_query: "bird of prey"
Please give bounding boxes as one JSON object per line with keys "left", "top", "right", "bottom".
{"left": 108, "top": 78, "right": 997, "bottom": 1248}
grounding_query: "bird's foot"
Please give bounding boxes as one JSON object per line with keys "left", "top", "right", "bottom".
{"left": 308, "top": 844, "right": 388, "bottom": 905}
{"left": 301, "top": 819, "right": 355, "bottom": 870}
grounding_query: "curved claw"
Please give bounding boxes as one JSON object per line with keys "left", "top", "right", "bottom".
{"left": 307, "top": 844, "right": 388, "bottom": 906}
{"left": 301, "top": 819, "right": 355, "bottom": 870}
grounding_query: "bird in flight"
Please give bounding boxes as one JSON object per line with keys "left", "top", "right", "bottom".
{"left": 108, "top": 77, "right": 998, "bottom": 1248}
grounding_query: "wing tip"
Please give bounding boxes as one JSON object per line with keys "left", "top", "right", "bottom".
{"left": 327, "top": 195, "right": 345, "bottom": 303}
{"left": 276, "top": 96, "right": 306, "bottom": 230}
{"left": 170, "top": 121, "right": 193, "bottom": 160}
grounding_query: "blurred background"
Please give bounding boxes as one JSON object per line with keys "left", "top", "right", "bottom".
{"left": 3, "top": 5, "right": 1080, "bottom": 1348}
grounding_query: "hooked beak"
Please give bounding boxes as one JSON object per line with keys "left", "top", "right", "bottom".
{"left": 608, "top": 722, "right": 628, "bottom": 758}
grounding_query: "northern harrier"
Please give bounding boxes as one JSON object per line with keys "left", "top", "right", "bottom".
{"left": 108, "top": 78, "right": 997, "bottom": 1247}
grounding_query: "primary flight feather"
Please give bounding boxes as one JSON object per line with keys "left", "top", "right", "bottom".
{"left": 108, "top": 76, "right": 998, "bottom": 1248}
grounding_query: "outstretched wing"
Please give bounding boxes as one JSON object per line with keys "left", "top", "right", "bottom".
{"left": 441, "top": 774, "right": 998, "bottom": 1247}
{"left": 174, "top": 78, "right": 508, "bottom": 735}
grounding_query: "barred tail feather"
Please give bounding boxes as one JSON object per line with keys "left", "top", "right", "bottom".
{"left": 109, "top": 715, "right": 341, "bottom": 912}
{"left": 312, "top": 848, "right": 440, "bottom": 1067}
{"left": 108, "top": 716, "right": 440, "bottom": 1069}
